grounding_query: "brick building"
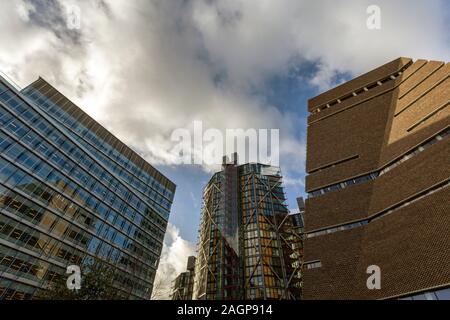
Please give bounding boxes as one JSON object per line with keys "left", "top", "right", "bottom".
{"left": 303, "top": 57, "right": 450, "bottom": 300}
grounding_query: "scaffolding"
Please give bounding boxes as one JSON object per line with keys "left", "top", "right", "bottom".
{"left": 193, "top": 160, "right": 303, "bottom": 300}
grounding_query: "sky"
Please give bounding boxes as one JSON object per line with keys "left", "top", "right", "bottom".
{"left": 0, "top": 0, "right": 449, "bottom": 299}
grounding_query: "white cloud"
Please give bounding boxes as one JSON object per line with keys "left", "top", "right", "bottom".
{"left": 283, "top": 176, "right": 305, "bottom": 187}
{"left": 1, "top": 0, "right": 448, "bottom": 177}
{"left": 190, "top": 0, "right": 450, "bottom": 89}
{"left": 151, "top": 223, "right": 196, "bottom": 300}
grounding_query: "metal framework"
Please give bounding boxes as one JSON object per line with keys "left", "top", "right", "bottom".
{"left": 193, "top": 160, "right": 302, "bottom": 300}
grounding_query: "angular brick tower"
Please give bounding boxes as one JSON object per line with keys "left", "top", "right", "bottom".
{"left": 303, "top": 57, "right": 450, "bottom": 299}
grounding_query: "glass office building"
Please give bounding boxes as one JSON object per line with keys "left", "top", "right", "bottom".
{"left": 193, "top": 154, "right": 301, "bottom": 300}
{"left": 0, "top": 75, "right": 175, "bottom": 299}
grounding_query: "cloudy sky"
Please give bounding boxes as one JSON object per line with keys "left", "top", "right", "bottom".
{"left": 1, "top": 0, "right": 449, "bottom": 298}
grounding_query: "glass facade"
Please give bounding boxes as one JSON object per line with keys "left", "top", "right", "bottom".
{"left": 193, "top": 156, "right": 302, "bottom": 300}
{"left": 0, "top": 76, "right": 175, "bottom": 299}
{"left": 171, "top": 256, "right": 196, "bottom": 300}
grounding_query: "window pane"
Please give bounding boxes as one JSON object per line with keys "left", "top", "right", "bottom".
{"left": 436, "top": 288, "right": 450, "bottom": 300}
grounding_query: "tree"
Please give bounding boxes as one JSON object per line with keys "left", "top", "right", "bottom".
{"left": 37, "top": 258, "right": 120, "bottom": 300}
{"left": 151, "top": 271, "right": 172, "bottom": 300}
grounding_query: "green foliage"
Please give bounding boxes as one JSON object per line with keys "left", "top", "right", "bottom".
{"left": 37, "top": 258, "right": 121, "bottom": 300}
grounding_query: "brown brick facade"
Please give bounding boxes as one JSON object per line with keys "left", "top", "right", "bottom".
{"left": 303, "top": 57, "right": 450, "bottom": 299}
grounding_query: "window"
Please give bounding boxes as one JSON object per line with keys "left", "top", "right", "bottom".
{"left": 5, "top": 143, "right": 25, "bottom": 160}
{"left": 329, "top": 184, "right": 340, "bottom": 192}
{"left": 21, "top": 109, "right": 38, "bottom": 122}
{"left": 305, "top": 261, "right": 322, "bottom": 269}
{"left": 6, "top": 170, "right": 26, "bottom": 187}
{"left": 23, "top": 153, "right": 39, "bottom": 171}
{"left": 0, "top": 108, "right": 12, "bottom": 125}
{"left": 23, "top": 131, "right": 39, "bottom": 148}
{"left": 354, "top": 175, "right": 368, "bottom": 184}
{"left": 8, "top": 98, "right": 26, "bottom": 113}
{"left": 37, "top": 142, "right": 54, "bottom": 157}
{"left": 34, "top": 163, "right": 52, "bottom": 180}
{"left": 0, "top": 134, "right": 12, "bottom": 152}
{"left": 435, "top": 288, "right": 450, "bottom": 300}
{"left": 35, "top": 119, "right": 52, "bottom": 135}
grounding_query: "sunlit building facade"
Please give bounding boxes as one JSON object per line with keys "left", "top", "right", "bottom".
{"left": 0, "top": 76, "right": 175, "bottom": 299}
{"left": 303, "top": 57, "right": 450, "bottom": 299}
{"left": 193, "top": 154, "right": 301, "bottom": 300}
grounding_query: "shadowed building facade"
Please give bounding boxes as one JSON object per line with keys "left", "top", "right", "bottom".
{"left": 278, "top": 197, "right": 305, "bottom": 299}
{"left": 303, "top": 57, "right": 450, "bottom": 299}
{"left": 0, "top": 76, "right": 175, "bottom": 299}
{"left": 193, "top": 154, "right": 302, "bottom": 300}
{"left": 171, "top": 256, "right": 196, "bottom": 300}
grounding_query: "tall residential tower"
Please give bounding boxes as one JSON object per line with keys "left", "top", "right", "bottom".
{"left": 193, "top": 154, "right": 302, "bottom": 300}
